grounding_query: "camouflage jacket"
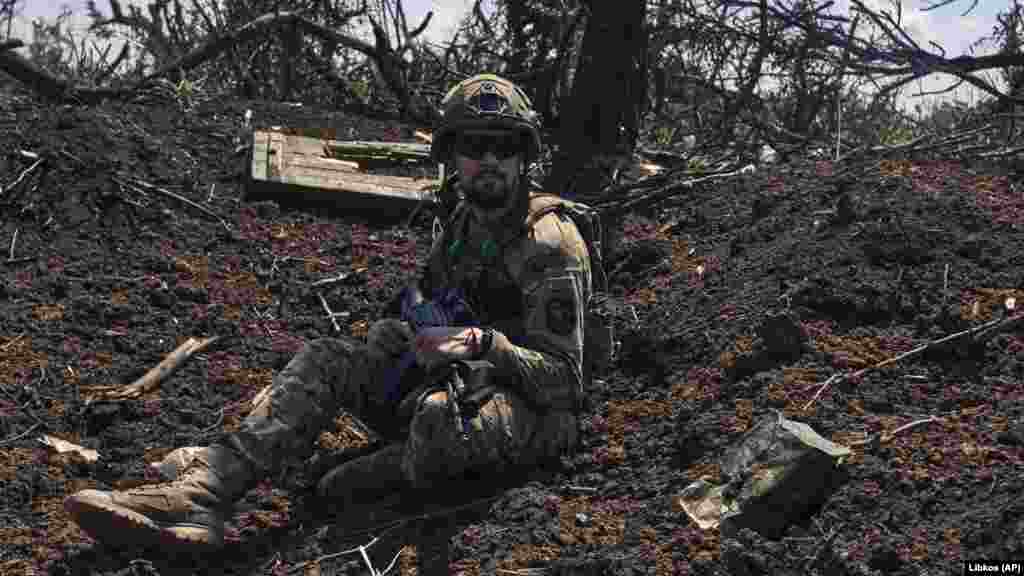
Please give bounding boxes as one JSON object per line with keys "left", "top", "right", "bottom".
{"left": 418, "top": 193, "right": 592, "bottom": 413}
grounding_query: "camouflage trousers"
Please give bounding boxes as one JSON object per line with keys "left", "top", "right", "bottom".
{"left": 222, "top": 338, "right": 578, "bottom": 490}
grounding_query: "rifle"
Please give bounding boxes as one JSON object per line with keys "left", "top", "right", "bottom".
{"left": 431, "top": 359, "right": 494, "bottom": 442}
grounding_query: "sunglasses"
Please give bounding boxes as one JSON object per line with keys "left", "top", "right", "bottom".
{"left": 454, "top": 132, "right": 523, "bottom": 160}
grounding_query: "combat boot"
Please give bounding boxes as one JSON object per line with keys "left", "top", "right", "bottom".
{"left": 64, "top": 443, "right": 258, "bottom": 550}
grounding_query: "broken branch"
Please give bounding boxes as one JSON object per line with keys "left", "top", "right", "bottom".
{"left": 803, "top": 313, "right": 1023, "bottom": 410}
{"left": 8, "top": 228, "right": 17, "bottom": 261}
{"left": 317, "top": 292, "right": 343, "bottom": 334}
{"left": 0, "top": 422, "right": 42, "bottom": 446}
{"left": 848, "top": 416, "right": 940, "bottom": 448}
{"left": 121, "top": 176, "right": 230, "bottom": 230}
{"left": 1, "top": 332, "right": 26, "bottom": 350}
{"left": 311, "top": 272, "right": 353, "bottom": 288}
{"left": 1, "top": 156, "right": 44, "bottom": 196}
{"left": 85, "top": 336, "right": 220, "bottom": 404}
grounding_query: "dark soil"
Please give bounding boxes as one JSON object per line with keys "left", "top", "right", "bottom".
{"left": 1, "top": 80, "right": 1023, "bottom": 576}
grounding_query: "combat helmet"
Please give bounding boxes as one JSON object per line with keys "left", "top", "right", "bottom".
{"left": 431, "top": 73, "right": 543, "bottom": 163}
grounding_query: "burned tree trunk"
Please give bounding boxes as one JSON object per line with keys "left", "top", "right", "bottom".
{"left": 545, "top": 0, "right": 647, "bottom": 199}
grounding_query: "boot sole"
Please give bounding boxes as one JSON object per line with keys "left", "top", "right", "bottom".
{"left": 65, "top": 490, "right": 223, "bottom": 551}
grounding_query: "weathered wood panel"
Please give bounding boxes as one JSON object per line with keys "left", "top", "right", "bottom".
{"left": 247, "top": 130, "right": 437, "bottom": 219}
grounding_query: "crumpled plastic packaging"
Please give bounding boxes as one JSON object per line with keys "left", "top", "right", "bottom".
{"left": 675, "top": 411, "right": 851, "bottom": 539}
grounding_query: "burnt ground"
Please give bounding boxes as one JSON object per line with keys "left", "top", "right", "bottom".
{"left": 1, "top": 78, "right": 1023, "bottom": 576}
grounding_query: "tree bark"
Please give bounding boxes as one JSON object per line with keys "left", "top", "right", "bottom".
{"left": 545, "top": 0, "right": 647, "bottom": 199}
{"left": 506, "top": 0, "right": 527, "bottom": 75}
{"left": 280, "top": 19, "right": 298, "bottom": 101}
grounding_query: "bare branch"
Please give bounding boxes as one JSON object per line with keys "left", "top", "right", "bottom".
{"left": 407, "top": 10, "right": 432, "bottom": 40}
{"left": 472, "top": 0, "right": 495, "bottom": 41}
{"left": 0, "top": 10, "right": 421, "bottom": 109}
{"left": 921, "top": 0, "right": 960, "bottom": 11}
{"left": 910, "top": 76, "right": 966, "bottom": 98}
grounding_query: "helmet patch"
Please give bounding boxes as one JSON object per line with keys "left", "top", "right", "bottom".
{"left": 431, "top": 73, "right": 543, "bottom": 162}
{"left": 473, "top": 81, "right": 508, "bottom": 114}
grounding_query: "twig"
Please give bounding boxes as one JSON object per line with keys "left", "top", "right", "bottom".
{"left": 85, "top": 336, "right": 220, "bottom": 404}
{"left": 563, "top": 485, "right": 598, "bottom": 494}
{"left": 1, "top": 257, "right": 33, "bottom": 265}
{"left": 317, "top": 292, "right": 343, "bottom": 333}
{"left": 0, "top": 421, "right": 42, "bottom": 446}
{"left": 112, "top": 176, "right": 151, "bottom": 199}
{"left": 1, "top": 332, "right": 25, "bottom": 350}
{"left": 123, "top": 176, "right": 230, "bottom": 231}
{"left": 311, "top": 272, "right": 352, "bottom": 287}
{"left": 942, "top": 263, "right": 950, "bottom": 305}
{"left": 803, "top": 313, "right": 1022, "bottom": 410}
{"left": 285, "top": 533, "right": 402, "bottom": 576}
{"left": 287, "top": 490, "right": 507, "bottom": 576}
{"left": 602, "top": 165, "right": 753, "bottom": 217}
{"left": 8, "top": 228, "right": 17, "bottom": 260}
{"left": 198, "top": 407, "right": 225, "bottom": 435}
{"left": 1, "top": 156, "right": 44, "bottom": 196}
{"left": 206, "top": 183, "right": 216, "bottom": 202}
{"left": 972, "top": 312, "right": 1024, "bottom": 344}
{"left": 252, "top": 305, "right": 275, "bottom": 338}
{"left": 848, "top": 416, "right": 939, "bottom": 448}
{"left": 802, "top": 373, "right": 842, "bottom": 411}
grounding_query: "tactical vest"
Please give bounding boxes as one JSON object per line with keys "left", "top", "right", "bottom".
{"left": 435, "top": 193, "right": 615, "bottom": 406}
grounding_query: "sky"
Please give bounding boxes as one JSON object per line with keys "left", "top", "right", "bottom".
{"left": 4, "top": 0, "right": 1016, "bottom": 111}
{"left": 7, "top": 0, "right": 472, "bottom": 44}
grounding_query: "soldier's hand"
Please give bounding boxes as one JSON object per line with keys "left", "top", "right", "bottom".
{"left": 413, "top": 326, "right": 481, "bottom": 372}
{"left": 367, "top": 319, "right": 414, "bottom": 358}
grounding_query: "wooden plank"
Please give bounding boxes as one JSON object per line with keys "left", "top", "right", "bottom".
{"left": 324, "top": 140, "right": 431, "bottom": 162}
{"left": 286, "top": 154, "right": 361, "bottom": 172}
{"left": 251, "top": 131, "right": 269, "bottom": 181}
{"left": 277, "top": 164, "right": 436, "bottom": 201}
{"left": 268, "top": 131, "right": 286, "bottom": 179}
{"left": 247, "top": 130, "right": 438, "bottom": 219}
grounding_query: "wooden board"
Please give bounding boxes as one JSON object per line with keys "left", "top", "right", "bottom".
{"left": 247, "top": 130, "right": 437, "bottom": 219}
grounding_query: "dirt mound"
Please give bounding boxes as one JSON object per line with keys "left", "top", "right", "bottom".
{"left": 1, "top": 80, "right": 1022, "bottom": 575}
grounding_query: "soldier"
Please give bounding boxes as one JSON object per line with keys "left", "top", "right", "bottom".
{"left": 64, "top": 73, "right": 593, "bottom": 550}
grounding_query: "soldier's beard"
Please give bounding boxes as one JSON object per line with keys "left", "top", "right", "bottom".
{"left": 468, "top": 170, "right": 524, "bottom": 222}
{"left": 466, "top": 172, "right": 517, "bottom": 212}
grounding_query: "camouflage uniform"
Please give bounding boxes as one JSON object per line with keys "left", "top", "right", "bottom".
{"left": 64, "top": 73, "right": 592, "bottom": 550}
{"left": 232, "top": 188, "right": 590, "bottom": 487}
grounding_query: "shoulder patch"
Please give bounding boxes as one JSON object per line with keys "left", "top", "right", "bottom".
{"left": 543, "top": 275, "right": 581, "bottom": 337}
{"left": 546, "top": 296, "right": 577, "bottom": 336}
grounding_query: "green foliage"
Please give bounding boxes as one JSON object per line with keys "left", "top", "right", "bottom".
{"left": 350, "top": 78, "right": 370, "bottom": 102}
{"left": 879, "top": 125, "right": 914, "bottom": 146}
{"left": 653, "top": 125, "right": 676, "bottom": 146}
{"left": 687, "top": 157, "right": 706, "bottom": 175}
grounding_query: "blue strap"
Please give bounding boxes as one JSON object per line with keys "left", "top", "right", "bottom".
{"left": 385, "top": 286, "right": 481, "bottom": 406}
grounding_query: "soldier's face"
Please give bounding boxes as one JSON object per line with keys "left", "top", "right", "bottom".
{"left": 454, "top": 130, "right": 523, "bottom": 218}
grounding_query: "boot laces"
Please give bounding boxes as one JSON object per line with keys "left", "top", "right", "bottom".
{"left": 133, "top": 454, "right": 212, "bottom": 492}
